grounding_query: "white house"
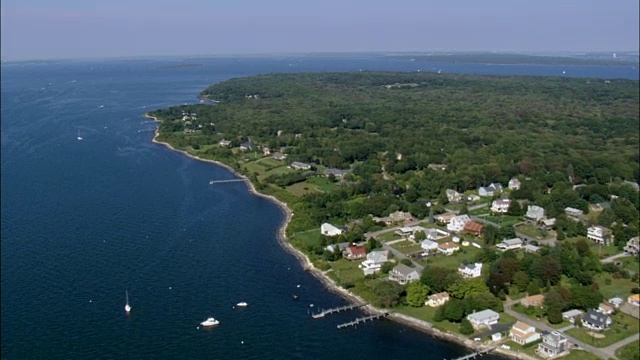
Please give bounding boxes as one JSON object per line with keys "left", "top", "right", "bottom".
{"left": 359, "top": 250, "right": 389, "bottom": 275}
{"left": 608, "top": 297, "right": 624, "bottom": 308}
{"left": 467, "top": 309, "right": 500, "bottom": 330}
{"left": 562, "top": 309, "right": 584, "bottom": 323}
{"left": 218, "top": 139, "right": 231, "bottom": 147}
{"left": 421, "top": 239, "right": 439, "bottom": 252}
{"left": 587, "top": 225, "right": 612, "bottom": 245}
{"left": 525, "top": 205, "right": 545, "bottom": 221}
{"left": 425, "top": 292, "right": 450, "bottom": 307}
{"left": 478, "top": 183, "right": 503, "bottom": 197}
{"left": 581, "top": 309, "right": 612, "bottom": 331}
{"left": 290, "top": 161, "right": 311, "bottom": 170}
{"left": 389, "top": 264, "right": 420, "bottom": 285}
{"left": 509, "top": 321, "right": 540, "bottom": 345}
{"left": 321, "top": 223, "right": 343, "bottom": 236}
{"left": 628, "top": 294, "right": 640, "bottom": 306}
{"left": 438, "top": 242, "right": 460, "bottom": 256}
{"left": 446, "top": 189, "right": 463, "bottom": 203}
{"left": 436, "top": 213, "right": 456, "bottom": 224}
{"left": 564, "top": 207, "right": 584, "bottom": 220}
{"left": 458, "top": 262, "right": 483, "bottom": 278}
{"left": 491, "top": 199, "right": 510, "bottom": 213}
{"left": 624, "top": 236, "right": 640, "bottom": 255}
{"left": 496, "top": 238, "right": 523, "bottom": 251}
{"left": 508, "top": 178, "right": 521, "bottom": 190}
{"left": 447, "top": 215, "right": 471, "bottom": 232}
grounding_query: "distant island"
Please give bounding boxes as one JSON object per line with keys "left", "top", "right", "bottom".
{"left": 387, "top": 53, "right": 639, "bottom": 66}
{"left": 148, "top": 71, "right": 639, "bottom": 360}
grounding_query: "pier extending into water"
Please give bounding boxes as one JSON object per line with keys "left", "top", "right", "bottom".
{"left": 336, "top": 313, "right": 388, "bottom": 329}
{"left": 444, "top": 347, "right": 495, "bottom": 360}
{"left": 311, "top": 303, "right": 366, "bottom": 319}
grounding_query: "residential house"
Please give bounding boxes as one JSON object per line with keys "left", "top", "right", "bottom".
{"left": 562, "top": 309, "right": 584, "bottom": 323}
{"left": 239, "top": 141, "right": 254, "bottom": 151}
{"left": 598, "top": 303, "right": 615, "bottom": 315}
{"left": 413, "top": 228, "right": 449, "bottom": 241}
{"left": 373, "top": 211, "right": 415, "bottom": 226}
{"left": 537, "top": 331, "right": 568, "bottom": 357}
{"left": 421, "top": 239, "right": 439, "bottom": 253}
{"left": 496, "top": 238, "right": 523, "bottom": 251}
{"left": 436, "top": 213, "right": 456, "bottom": 224}
{"left": 262, "top": 147, "right": 271, "bottom": 156}
{"left": 290, "top": 161, "right": 311, "bottom": 170}
{"left": 509, "top": 321, "right": 540, "bottom": 345}
{"left": 467, "top": 309, "right": 500, "bottom": 330}
{"left": 521, "top": 294, "right": 545, "bottom": 308}
{"left": 624, "top": 236, "right": 639, "bottom": 255}
{"left": 491, "top": 199, "right": 511, "bottom": 213}
{"left": 581, "top": 309, "right": 612, "bottom": 331}
{"left": 478, "top": 183, "right": 503, "bottom": 197}
{"left": 438, "top": 242, "right": 460, "bottom": 256}
{"left": 587, "top": 225, "right": 613, "bottom": 245}
{"left": 564, "top": 207, "right": 584, "bottom": 220}
{"left": 539, "top": 218, "right": 556, "bottom": 229}
{"left": 446, "top": 189, "right": 463, "bottom": 203}
{"left": 324, "top": 168, "right": 350, "bottom": 179}
{"left": 447, "top": 215, "right": 471, "bottom": 232}
{"left": 425, "top": 292, "right": 450, "bottom": 307}
{"left": 628, "top": 294, "right": 640, "bottom": 307}
{"left": 608, "top": 297, "right": 624, "bottom": 308}
{"left": 508, "top": 178, "right": 521, "bottom": 190}
{"left": 320, "top": 223, "right": 343, "bottom": 236}
{"left": 272, "top": 152, "right": 287, "bottom": 161}
{"left": 218, "top": 139, "right": 231, "bottom": 147}
{"left": 389, "top": 264, "right": 420, "bottom": 285}
{"left": 326, "top": 242, "right": 349, "bottom": 253}
{"left": 467, "top": 194, "right": 481, "bottom": 202}
{"left": 463, "top": 221, "right": 484, "bottom": 237}
{"left": 458, "top": 262, "right": 483, "bottom": 278}
{"left": 523, "top": 244, "right": 540, "bottom": 253}
{"left": 359, "top": 250, "right": 389, "bottom": 275}
{"left": 492, "top": 333, "right": 502, "bottom": 341}
{"left": 343, "top": 245, "right": 366, "bottom": 260}
{"left": 525, "top": 205, "right": 545, "bottom": 221}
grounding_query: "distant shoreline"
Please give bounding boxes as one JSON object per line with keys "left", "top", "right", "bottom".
{"left": 144, "top": 113, "right": 535, "bottom": 360}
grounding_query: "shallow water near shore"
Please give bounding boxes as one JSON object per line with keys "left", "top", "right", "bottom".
{"left": 2, "top": 56, "right": 635, "bottom": 359}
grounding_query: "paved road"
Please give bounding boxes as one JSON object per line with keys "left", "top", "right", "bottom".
{"left": 364, "top": 221, "right": 426, "bottom": 271}
{"left": 601, "top": 252, "right": 631, "bottom": 263}
{"left": 601, "top": 332, "right": 640, "bottom": 356}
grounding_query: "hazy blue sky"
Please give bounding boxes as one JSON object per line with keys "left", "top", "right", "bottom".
{"left": 2, "top": 0, "right": 638, "bottom": 60}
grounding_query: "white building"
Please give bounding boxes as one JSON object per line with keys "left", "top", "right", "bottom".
{"left": 438, "top": 242, "right": 460, "bottom": 256}
{"left": 421, "top": 239, "right": 439, "bottom": 252}
{"left": 587, "top": 225, "right": 612, "bottom": 245}
{"left": 426, "top": 292, "right": 450, "bottom": 307}
{"left": 446, "top": 189, "right": 463, "bottom": 203}
{"left": 389, "top": 264, "right": 420, "bottom": 285}
{"left": 320, "top": 223, "right": 343, "bottom": 237}
{"left": 458, "top": 262, "right": 483, "bottom": 278}
{"left": 624, "top": 236, "right": 640, "bottom": 255}
{"left": 525, "top": 205, "right": 545, "bottom": 221}
{"left": 564, "top": 207, "right": 584, "bottom": 220}
{"left": 290, "top": 161, "right": 311, "bottom": 170}
{"left": 509, "top": 321, "right": 540, "bottom": 345}
{"left": 478, "top": 183, "right": 503, "bottom": 197}
{"left": 447, "top": 215, "right": 471, "bottom": 232}
{"left": 359, "top": 250, "right": 389, "bottom": 275}
{"left": 496, "top": 238, "right": 523, "bottom": 251}
{"left": 508, "top": 178, "right": 521, "bottom": 190}
{"left": 491, "top": 199, "right": 510, "bottom": 213}
{"left": 467, "top": 309, "right": 500, "bottom": 330}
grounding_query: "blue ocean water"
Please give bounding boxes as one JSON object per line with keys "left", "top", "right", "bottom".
{"left": 1, "top": 56, "right": 637, "bottom": 360}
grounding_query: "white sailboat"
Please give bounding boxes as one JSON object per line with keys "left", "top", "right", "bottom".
{"left": 125, "top": 290, "right": 131, "bottom": 313}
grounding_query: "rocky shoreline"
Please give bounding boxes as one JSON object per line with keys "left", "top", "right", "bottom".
{"left": 145, "top": 113, "right": 534, "bottom": 360}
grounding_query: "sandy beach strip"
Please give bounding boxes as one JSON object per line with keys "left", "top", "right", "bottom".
{"left": 144, "top": 112, "right": 535, "bottom": 360}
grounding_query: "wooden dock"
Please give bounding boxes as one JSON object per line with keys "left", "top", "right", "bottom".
{"left": 336, "top": 313, "right": 388, "bottom": 329}
{"left": 311, "top": 303, "right": 366, "bottom": 319}
{"left": 444, "top": 347, "right": 495, "bottom": 360}
{"left": 209, "top": 179, "right": 246, "bottom": 184}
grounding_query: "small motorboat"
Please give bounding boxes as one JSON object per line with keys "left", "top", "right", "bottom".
{"left": 200, "top": 318, "right": 220, "bottom": 327}
{"left": 236, "top": 302, "right": 248, "bottom": 307}
{"left": 292, "top": 294, "right": 299, "bottom": 300}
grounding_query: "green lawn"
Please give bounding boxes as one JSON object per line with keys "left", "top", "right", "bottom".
{"left": 290, "top": 230, "right": 322, "bottom": 250}
{"left": 514, "top": 223, "right": 554, "bottom": 240}
{"left": 378, "top": 231, "right": 403, "bottom": 242}
{"left": 424, "top": 246, "right": 482, "bottom": 271}
{"left": 593, "top": 273, "right": 639, "bottom": 300}
{"left": 619, "top": 256, "right": 640, "bottom": 274}
{"left": 565, "top": 312, "right": 640, "bottom": 347}
{"left": 306, "top": 176, "right": 338, "bottom": 193}
{"left": 286, "top": 181, "right": 321, "bottom": 196}
{"left": 615, "top": 339, "right": 639, "bottom": 360}
{"left": 560, "top": 350, "right": 602, "bottom": 360}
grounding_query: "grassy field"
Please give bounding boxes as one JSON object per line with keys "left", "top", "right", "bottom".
{"left": 615, "top": 339, "right": 639, "bottom": 360}
{"left": 619, "top": 256, "right": 640, "bottom": 274}
{"left": 423, "top": 246, "right": 482, "bottom": 271}
{"left": 514, "top": 223, "right": 554, "bottom": 240}
{"left": 565, "top": 312, "right": 640, "bottom": 347}
{"left": 286, "top": 181, "right": 321, "bottom": 196}
{"left": 593, "top": 273, "right": 638, "bottom": 300}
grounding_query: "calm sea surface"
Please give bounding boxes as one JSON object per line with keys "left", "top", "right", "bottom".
{"left": 2, "top": 55, "right": 637, "bottom": 360}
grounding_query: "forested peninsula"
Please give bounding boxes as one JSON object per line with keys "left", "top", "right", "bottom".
{"left": 149, "top": 72, "right": 640, "bottom": 358}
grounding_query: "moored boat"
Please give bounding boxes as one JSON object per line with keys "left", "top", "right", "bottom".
{"left": 200, "top": 317, "right": 220, "bottom": 327}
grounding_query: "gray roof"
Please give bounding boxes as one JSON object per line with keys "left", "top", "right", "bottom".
{"left": 583, "top": 309, "right": 610, "bottom": 327}
{"left": 467, "top": 309, "right": 500, "bottom": 322}
{"left": 393, "top": 263, "right": 418, "bottom": 277}
{"left": 562, "top": 309, "right": 583, "bottom": 318}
